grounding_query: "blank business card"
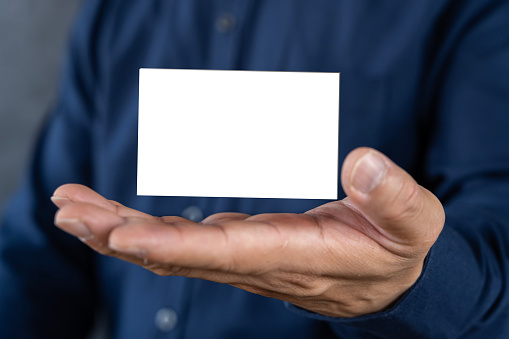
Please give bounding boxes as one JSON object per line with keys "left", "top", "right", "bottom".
{"left": 138, "top": 69, "right": 340, "bottom": 199}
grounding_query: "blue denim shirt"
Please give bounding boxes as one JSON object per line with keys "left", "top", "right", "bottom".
{"left": 1, "top": 0, "right": 509, "bottom": 338}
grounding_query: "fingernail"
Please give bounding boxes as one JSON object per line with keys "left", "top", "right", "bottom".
{"left": 51, "top": 196, "right": 71, "bottom": 208}
{"left": 351, "top": 151, "right": 387, "bottom": 193}
{"left": 55, "top": 218, "right": 94, "bottom": 240}
{"left": 108, "top": 243, "right": 148, "bottom": 258}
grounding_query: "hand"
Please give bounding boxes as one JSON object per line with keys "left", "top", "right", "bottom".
{"left": 52, "top": 147, "right": 444, "bottom": 318}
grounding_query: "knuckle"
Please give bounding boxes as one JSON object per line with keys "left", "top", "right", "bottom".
{"left": 427, "top": 193, "right": 446, "bottom": 240}
{"left": 379, "top": 179, "right": 423, "bottom": 223}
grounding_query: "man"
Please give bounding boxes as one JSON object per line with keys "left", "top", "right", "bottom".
{"left": 1, "top": 1, "right": 509, "bottom": 338}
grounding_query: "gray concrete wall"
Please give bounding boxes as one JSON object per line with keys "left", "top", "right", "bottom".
{"left": 0, "top": 0, "right": 81, "bottom": 217}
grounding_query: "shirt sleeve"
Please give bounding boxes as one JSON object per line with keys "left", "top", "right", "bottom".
{"left": 0, "top": 0, "right": 109, "bottom": 337}
{"left": 287, "top": 1, "right": 509, "bottom": 338}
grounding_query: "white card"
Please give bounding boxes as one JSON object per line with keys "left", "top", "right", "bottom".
{"left": 138, "top": 69, "right": 340, "bottom": 199}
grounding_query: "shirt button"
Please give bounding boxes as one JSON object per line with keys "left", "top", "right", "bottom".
{"left": 182, "top": 205, "right": 204, "bottom": 222}
{"left": 215, "top": 13, "right": 236, "bottom": 33}
{"left": 155, "top": 308, "right": 178, "bottom": 332}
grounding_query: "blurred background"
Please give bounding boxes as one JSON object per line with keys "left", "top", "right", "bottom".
{"left": 0, "top": 3, "right": 110, "bottom": 336}
{"left": 0, "top": 0, "right": 81, "bottom": 218}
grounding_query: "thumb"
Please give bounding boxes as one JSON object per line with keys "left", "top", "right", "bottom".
{"left": 341, "top": 147, "right": 444, "bottom": 255}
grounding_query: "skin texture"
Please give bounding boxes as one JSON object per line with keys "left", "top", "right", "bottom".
{"left": 52, "top": 147, "right": 444, "bottom": 317}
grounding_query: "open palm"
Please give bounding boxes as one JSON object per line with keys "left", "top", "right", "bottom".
{"left": 53, "top": 148, "right": 444, "bottom": 317}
